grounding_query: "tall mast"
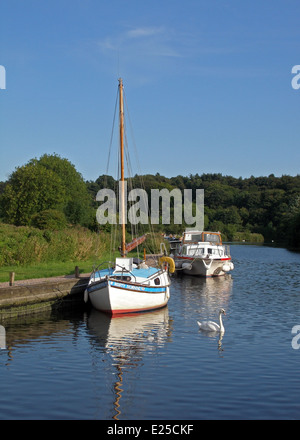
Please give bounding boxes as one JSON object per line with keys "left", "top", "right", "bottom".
{"left": 119, "top": 78, "right": 126, "bottom": 257}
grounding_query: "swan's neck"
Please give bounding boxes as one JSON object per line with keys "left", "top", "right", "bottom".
{"left": 219, "top": 313, "right": 225, "bottom": 332}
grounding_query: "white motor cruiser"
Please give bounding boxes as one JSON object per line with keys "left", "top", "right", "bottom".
{"left": 170, "top": 230, "right": 234, "bottom": 277}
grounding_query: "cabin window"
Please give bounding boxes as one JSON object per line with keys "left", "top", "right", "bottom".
{"left": 206, "top": 248, "right": 223, "bottom": 256}
{"left": 113, "top": 276, "right": 131, "bottom": 281}
{"left": 184, "top": 233, "right": 202, "bottom": 242}
{"left": 187, "top": 247, "right": 204, "bottom": 256}
{"left": 203, "top": 233, "right": 220, "bottom": 244}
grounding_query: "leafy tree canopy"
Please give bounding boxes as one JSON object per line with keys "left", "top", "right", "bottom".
{"left": 1, "top": 154, "right": 93, "bottom": 227}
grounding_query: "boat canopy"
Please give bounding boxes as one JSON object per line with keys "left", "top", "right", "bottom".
{"left": 183, "top": 231, "right": 222, "bottom": 245}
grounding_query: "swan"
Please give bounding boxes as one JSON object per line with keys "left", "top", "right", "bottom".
{"left": 197, "top": 309, "right": 226, "bottom": 333}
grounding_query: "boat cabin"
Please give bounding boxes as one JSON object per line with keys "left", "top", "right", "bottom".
{"left": 183, "top": 231, "right": 222, "bottom": 245}
{"left": 169, "top": 230, "right": 228, "bottom": 259}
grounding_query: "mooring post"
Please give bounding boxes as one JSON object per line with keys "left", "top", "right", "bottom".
{"left": 75, "top": 266, "right": 79, "bottom": 278}
{"left": 9, "top": 271, "right": 15, "bottom": 286}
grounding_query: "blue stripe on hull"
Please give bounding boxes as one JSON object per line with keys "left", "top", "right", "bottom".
{"left": 87, "top": 279, "right": 166, "bottom": 294}
{"left": 110, "top": 280, "right": 166, "bottom": 293}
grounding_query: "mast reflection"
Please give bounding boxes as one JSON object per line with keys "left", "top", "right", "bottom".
{"left": 87, "top": 307, "right": 172, "bottom": 420}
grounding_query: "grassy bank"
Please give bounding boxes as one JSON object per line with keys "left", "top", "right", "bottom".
{"left": 0, "top": 223, "right": 110, "bottom": 266}
{"left": 0, "top": 256, "right": 107, "bottom": 283}
{"left": 0, "top": 222, "right": 111, "bottom": 282}
{"left": 0, "top": 222, "right": 164, "bottom": 282}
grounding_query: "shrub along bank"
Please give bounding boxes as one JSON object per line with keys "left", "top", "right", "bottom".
{"left": 0, "top": 223, "right": 165, "bottom": 282}
{"left": 0, "top": 223, "right": 109, "bottom": 267}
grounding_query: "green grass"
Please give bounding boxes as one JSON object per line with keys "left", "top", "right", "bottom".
{"left": 0, "top": 221, "right": 164, "bottom": 283}
{"left": 0, "top": 250, "right": 142, "bottom": 282}
{"left": 0, "top": 258, "right": 95, "bottom": 283}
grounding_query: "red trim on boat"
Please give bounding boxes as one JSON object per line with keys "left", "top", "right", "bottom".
{"left": 176, "top": 256, "right": 232, "bottom": 261}
{"left": 103, "top": 302, "right": 168, "bottom": 316}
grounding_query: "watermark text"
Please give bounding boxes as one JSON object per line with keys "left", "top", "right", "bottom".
{"left": 96, "top": 182, "right": 204, "bottom": 230}
{"left": 291, "top": 325, "right": 300, "bottom": 349}
{"left": 291, "top": 65, "right": 300, "bottom": 90}
{"left": 0, "top": 65, "right": 6, "bottom": 90}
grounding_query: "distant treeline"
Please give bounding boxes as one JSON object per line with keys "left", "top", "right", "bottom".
{"left": 1, "top": 154, "right": 300, "bottom": 249}
{"left": 88, "top": 172, "right": 300, "bottom": 247}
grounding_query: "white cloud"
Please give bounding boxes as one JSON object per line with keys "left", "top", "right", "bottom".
{"left": 126, "top": 26, "right": 164, "bottom": 39}
{"left": 93, "top": 25, "right": 185, "bottom": 85}
{"left": 97, "top": 25, "right": 181, "bottom": 58}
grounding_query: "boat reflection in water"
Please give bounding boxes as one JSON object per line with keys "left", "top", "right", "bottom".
{"left": 175, "top": 273, "right": 233, "bottom": 314}
{"left": 87, "top": 307, "right": 171, "bottom": 420}
{"left": 174, "top": 274, "right": 233, "bottom": 352}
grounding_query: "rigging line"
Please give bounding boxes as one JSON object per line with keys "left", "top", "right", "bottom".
{"left": 122, "top": 102, "right": 140, "bottom": 249}
{"left": 120, "top": 89, "right": 160, "bottom": 260}
{"left": 124, "top": 129, "right": 149, "bottom": 258}
{"left": 105, "top": 88, "right": 119, "bottom": 176}
{"left": 123, "top": 92, "right": 157, "bottom": 248}
{"left": 123, "top": 92, "right": 143, "bottom": 177}
{"left": 123, "top": 91, "right": 145, "bottom": 195}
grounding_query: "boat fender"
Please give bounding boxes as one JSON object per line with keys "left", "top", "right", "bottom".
{"left": 222, "top": 263, "right": 234, "bottom": 272}
{"left": 182, "top": 262, "right": 192, "bottom": 271}
{"left": 159, "top": 256, "right": 176, "bottom": 273}
{"left": 84, "top": 289, "right": 89, "bottom": 303}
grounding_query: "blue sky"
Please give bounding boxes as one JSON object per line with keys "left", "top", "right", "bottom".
{"left": 1, "top": 0, "right": 300, "bottom": 182}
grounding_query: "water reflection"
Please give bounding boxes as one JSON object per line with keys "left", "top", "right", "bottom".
{"left": 174, "top": 273, "right": 233, "bottom": 318}
{"left": 173, "top": 274, "right": 233, "bottom": 353}
{"left": 0, "top": 311, "right": 83, "bottom": 364}
{"left": 1, "top": 246, "right": 300, "bottom": 420}
{"left": 87, "top": 307, "right": 172, "bottom": 420}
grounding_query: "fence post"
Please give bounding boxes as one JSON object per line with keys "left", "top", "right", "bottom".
{"left": 9, "top": 271, "right": 15, "bottom": 286}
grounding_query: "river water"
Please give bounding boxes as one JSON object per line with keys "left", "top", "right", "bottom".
{"left": 1, "top": 244, "right": 300, "bottom": 420}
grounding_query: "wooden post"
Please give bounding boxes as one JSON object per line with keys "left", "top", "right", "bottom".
{"left": 9, "top": 271, "right": 15, "bottom": 286}
{"left": 75, "top": 266, "right": 80, "bottom": 278}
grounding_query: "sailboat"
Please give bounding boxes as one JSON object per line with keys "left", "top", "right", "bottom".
{"left": 84, "top": 78, "right": 174, "bottom": 315}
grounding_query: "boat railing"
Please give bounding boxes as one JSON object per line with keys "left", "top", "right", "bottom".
{"left": 224, "top": 244, "right": 231, "bottom": 257}
{"left": 112, "top": 263, "right": 138, "bottom": 283}
{"left": 91, "top": 261, "right": 114, "bottom": 281}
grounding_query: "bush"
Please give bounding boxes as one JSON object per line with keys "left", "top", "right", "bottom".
{"left": 30, "top": 209, "right": 68, "bottom": 230}
{"left": 0, "top": 222, "right": 110, "bottom": 266}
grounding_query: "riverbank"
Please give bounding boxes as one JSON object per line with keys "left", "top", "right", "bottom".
{"left": 0, "top": 273, "right": 90, "bottom": 319}
{"left": 0, "top": 254, "right": 159, "bottom": 319}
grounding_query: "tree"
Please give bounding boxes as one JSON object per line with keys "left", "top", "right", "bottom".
{"left": 1, "top": 162, "right": 65, "bottom": 225}
{"left": 1, "top": 154, "right": 94, "bottom": 227}
{"left": 35, "top": 154, "right": 93, "bottom": 225}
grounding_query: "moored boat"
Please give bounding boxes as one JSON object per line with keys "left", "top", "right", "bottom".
{"left": 84, "top": 79, "right": 174, "bottom": 315}
{"left": 85, "top": 257, "right": 171, "bottom": 315}
{"left": 170, "top": 229, "right": 234, "bottom": 277}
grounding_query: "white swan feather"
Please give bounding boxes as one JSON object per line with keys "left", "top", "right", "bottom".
{"left": 197, "top": 309, "right": 226, "bottom": 333}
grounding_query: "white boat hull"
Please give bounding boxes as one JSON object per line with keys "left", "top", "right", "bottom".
{"left": 176, "top": 257, "right": 234, "bottom": 277}
{"left": 87, "top": 278, "right": 170, "bottom": 315}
